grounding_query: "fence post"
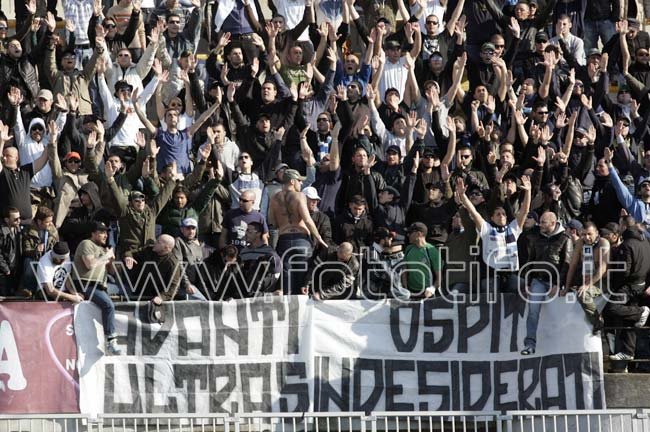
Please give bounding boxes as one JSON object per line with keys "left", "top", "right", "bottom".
{"left": 498, "top": 414, "right": 513, "bottom": 432}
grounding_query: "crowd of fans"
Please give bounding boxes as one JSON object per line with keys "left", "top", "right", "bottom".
{"left": 0, "top": 0, "right": 650, "bottom": 362}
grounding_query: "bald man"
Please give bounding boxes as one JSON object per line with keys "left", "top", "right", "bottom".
{"left": 123, "top": 234, "right": 182, "bottom": 303}
{"left": 521, "top": 211, "right": 573, "bottom": 355}
{"left": 0, "top": 125, "right": 51, "bottom": 223}
{"left": 303, "top": 242, "right": 360, "bottom": 300}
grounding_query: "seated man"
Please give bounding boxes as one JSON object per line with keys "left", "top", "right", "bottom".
{"left": 239, "top": 222, "right": 282, "bottom": 297}
{"left": 123, "top": 234, "right": 181, "bottom": 303}
{"left": 303, "top": 242, "right": 360, "bottom": 300}
{"left": 35, "top": 241, "right": 83, "bottom": 303}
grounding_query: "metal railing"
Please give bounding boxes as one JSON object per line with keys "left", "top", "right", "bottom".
{"left": 1, "top": 411, "right": 649, "bottom": 432}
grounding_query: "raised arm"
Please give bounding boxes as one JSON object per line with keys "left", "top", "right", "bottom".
{"left": 455, "top": 177, "right": 485, "bottom": 228}
{"left": 515, "top": 175, "right": 532, "bottom": 229}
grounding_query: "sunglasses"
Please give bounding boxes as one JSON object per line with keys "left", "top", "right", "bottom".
{"left": 537, "top": 111, "right": 549, "bottom": 115}
{"left": 460, "top": 154, "right": 472, "bottom": 159}
{"left": 31, "top": 126, "right": 44, "bottom": 132}
{"left": 426, "top": 20, "right": 438, "bottom": 25}
{"left": 67, "top": 159, "right": 81, "bottom": 164}
{"left": 0, "top": 26, "right": 8, "bottom": 30}
{"left": 494, "top": 44, "right": 505, "bottom": 48}
{"left": 10, "top": 216, "right": 20, "bottom": 222}
{"left": 104, "top": 23, "right": 116, "bottom": 28}
{"left": 239, "top": 198, "right": 253, "bottom": 203}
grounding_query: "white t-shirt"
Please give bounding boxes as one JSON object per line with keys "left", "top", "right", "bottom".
{"left": 36, "top": 252, "right": 72, "bottom": 292}
{"left": 479, "top": 219, "right": 522, "bottom": 271}
{"left": 274, "top": 0, "right": 310, "bottom": 41}
{"left": 379, "top": 57, "right": 409, "bottom": 103}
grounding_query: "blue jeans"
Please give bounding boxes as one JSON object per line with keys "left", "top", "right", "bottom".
{"left": 524, "top": 279, "right": 552, "bottom": 350}
{"left": 583, "top": 19, "right": 616, "bottom": 51}
{"left": 81, "top": 282, "right": 116, "bottom": 337}
{"left": 276, "top": 233, "right": 312, "bottom": 295}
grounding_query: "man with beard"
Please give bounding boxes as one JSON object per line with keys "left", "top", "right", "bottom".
{"left": 456, "top": 175, "right": 532, "bottom": 294}
{"left": 73, "top": 221, "right": 121, "bottom": 355}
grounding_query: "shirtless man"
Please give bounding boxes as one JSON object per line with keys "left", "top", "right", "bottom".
{"left": 269, "top": 169, "right": 327, "bottom": 295}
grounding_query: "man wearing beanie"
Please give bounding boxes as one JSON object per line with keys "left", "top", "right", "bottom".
{"left": 35, "top": 241, "right": 82, "bottom": 303}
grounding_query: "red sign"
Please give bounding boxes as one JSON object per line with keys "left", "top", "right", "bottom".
{"left": 0, "top": 302, "right": 79, "bottom": 413}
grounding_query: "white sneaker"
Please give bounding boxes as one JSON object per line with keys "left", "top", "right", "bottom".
{"left": 635, "top": 306, "right": 650, "bottom": 328}
{"left": 106, "top": 338, "right": 122, "bottom": 356}
{"left": 609, "top": 352, "right": 634, "bottom": 361}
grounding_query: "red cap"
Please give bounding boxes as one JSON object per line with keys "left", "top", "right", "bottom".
{"left": 64, "top": 151, "right": 81, "bottom": 161}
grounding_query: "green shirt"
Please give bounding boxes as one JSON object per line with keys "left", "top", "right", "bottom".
{"left": 73, "top": 239, "right": 108, "bottom": 283}
{"left": 404, "top": 243, "right": 441, "bottom": 293}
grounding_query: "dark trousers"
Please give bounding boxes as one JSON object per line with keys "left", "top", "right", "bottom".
{"left": 604, "top": 285, "right": 645, "bottom": 356}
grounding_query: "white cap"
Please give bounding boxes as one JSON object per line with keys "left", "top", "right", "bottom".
{"left": 302, "top": 186, "right": 321, "bottom": 200}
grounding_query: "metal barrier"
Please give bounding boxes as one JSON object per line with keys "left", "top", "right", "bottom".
{"left": 1, "top": 411, "right": 649, "bottom": 432}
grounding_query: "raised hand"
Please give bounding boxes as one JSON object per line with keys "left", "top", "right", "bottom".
{"left": 273, "top": 127, "right": 285, "bottom": 141}
{"left": 7, "top": 87, "right": 23, "bottom": 106}
{"left": 520, "top": 175, "right": 531, "bottom": 191}
{"left": 603, "top": 147, "right": 613, "bottom": 163}
{"left": 198, "top": 142, "right": 211, "bottom": 160}
{"left": 555, "top": 111, "right": 567, "bottom": 128}
{"left": 104, "top": 160, "right": 116, "bottom": 178}
{"left": 0, "top": 121, "right": 11, "bottom": 143}
{"left": 135, "top": 131, "right": 145, "bottom": 148}
{"left": 532, "top": 145, "right": 546, "bottom": 167}
{"left": 55, "top": 93, "right": 68, "bottom": 111}
{"left": 45, "top": 11, "right": 56, "bottom": 32}
{"left": 47, "top": 120, "right": 58, "bottom": 141}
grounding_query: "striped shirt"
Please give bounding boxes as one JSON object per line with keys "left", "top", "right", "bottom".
{"left": 65, "top": 0, "right": 94, "bottom": 45}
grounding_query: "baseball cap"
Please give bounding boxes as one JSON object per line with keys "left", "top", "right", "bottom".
{"left": 406, "top": 222, "right": 428, "bottom": 235}
{"left": 37, "top": 89, "right": 53, "bottom": 101}
{"left": 380, "top": 185, "right": 400, "bottom": 198}
{"left": 638, "top": 177, "right": 650, "bottom": 187}
{"left": 628, "top": 18, "right": 641, "bottom": 28}
{"left": 51, "top": 241, "right": 70, "bottom": 261}
{"left": 64, "top": 151, "right": 81, "bottom": 161}
{"left": 374, "top": 227, "right": 395, "bottom": 242}
{"left": 303, "top": 186, "right": 321, "bottom": 200}
{"left": 425, "top": 182, "right": 445, "bottom": 191}
{"left": 283, "top": 169, "right": 306, "bottom": 183}
{"left": 92, "top": 221, "right": 110, "bottom": 232}
{"left": 274, "top": 162, "right": 289, "bottom": 172}
{"left": 386, "top": 145, "right": 402, "bottom": 156}
{"left": 566, "top": 219, "right": 583, "bottom": 231}
{"left": 481, "top": 42, "right": 496, "bottom": 52}
{"left": 181, "top": 217, "right": 198, "bottom": 228}
{"left": 535, "top": 31, "right": 549, "bottom": 43}
{"left": 586, "top": 48, "right": 602, "bottom": 58}
{"left": 129, "top": 190, "right": 146, "bottom": 201}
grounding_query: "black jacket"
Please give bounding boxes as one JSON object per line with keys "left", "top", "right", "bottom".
{"left": 0, "top": 225, "right": 21, "bottom": 275}
{"left": 305, "top": 252, "right": 360, "bottom": 300}
{"left": 611, "top": 227, "right": 650, "bottom": 289}
{"left": 526, "top": 224, "right": 573, "bottom": 286}
{"left": 333, "top": 210, "right": 374, "bottom": 252}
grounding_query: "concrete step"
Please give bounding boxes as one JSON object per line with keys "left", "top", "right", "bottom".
{"left": 605, "top": 373, "right": 650, "bottom": 408}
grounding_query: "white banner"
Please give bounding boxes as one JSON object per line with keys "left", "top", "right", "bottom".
{"left": 75, "top": 296, "right": 605, "bottom": 416}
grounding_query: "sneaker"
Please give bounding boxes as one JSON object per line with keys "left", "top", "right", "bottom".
{"left": 106, "top": 338, "right": 122, "bottom": 356}
{"left": 609, "top": 352, "right": 634, "bottom": 361}
{"left": 520, "top": 347, "right": 535, "bottom": 356}
{"left": 635, "top": 306, "right": 650, "bottom": 328}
